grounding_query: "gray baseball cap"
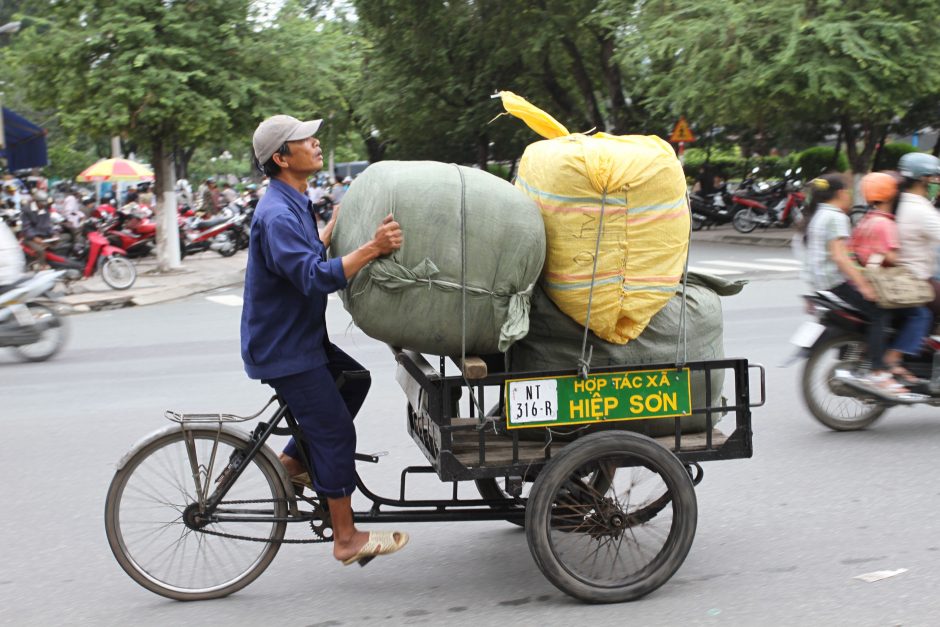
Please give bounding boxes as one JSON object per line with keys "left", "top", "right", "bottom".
{"left": 252, "top": 115, "right": 322, "bottom": 164}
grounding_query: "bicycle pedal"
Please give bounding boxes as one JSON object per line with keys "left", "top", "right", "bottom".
{"left": 354, "top": 451, "right": 387, "bottom": 463}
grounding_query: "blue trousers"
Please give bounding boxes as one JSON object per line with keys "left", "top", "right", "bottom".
{"left": 833, "top": 283, "right": 931, "bottom": 368}
{"left": 267, "top": 344, "right": 371, "bottom": 499}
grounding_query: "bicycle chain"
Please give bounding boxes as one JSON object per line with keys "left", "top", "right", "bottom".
{"left": 192, "top": 497, "right": 333, "bottom": 544}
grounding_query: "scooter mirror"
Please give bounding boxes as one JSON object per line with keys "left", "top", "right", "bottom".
{"left": 751, "top": 166, "right": 760, "bottom": 174}
{"left": 785, "top": 168, "right": 792, "bottom": 177}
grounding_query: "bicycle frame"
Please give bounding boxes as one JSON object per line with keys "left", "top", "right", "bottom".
{"left": 173, "top": 356, "right": 763, "bottom": 532}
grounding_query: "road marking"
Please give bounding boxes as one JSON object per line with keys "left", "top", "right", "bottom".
{"left": 696, "top": 260, "right": 796, "bottom": 272}
{"left": 206, "top": 295, "right": 244, "bottom": 307}
{"left": 687, "top": 265, "right": 744, "bottom": 276}
{"left": 756, "top": 258, "right": 802, "bottom": 265}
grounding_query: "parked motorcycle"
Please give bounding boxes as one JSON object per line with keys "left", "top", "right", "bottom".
{"left": 690, "top": 183, "right": 737, "bottom": 230}
{"left": 22, "top": 222, "right": 137, "bottom": 290}
{"left": 313, "top": 197, "right": 334, "bottom": 223}
{"left": 102, "top": 210, "right": 157, "bottom": 259}
{"left": 0, "top": 270, "right": 67, "bottom": 361}
{"left": 791, "top": 290, "right": 940, "bottom": 431}
{"left": 178, "top": 210, "right": 239, "bottom": 258}
{"left": 732, "top": 167, "right": 806, "bottom": 233}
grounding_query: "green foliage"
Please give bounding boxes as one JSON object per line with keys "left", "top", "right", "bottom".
{"left": 797, "top": 146, "right": 850, "bottom": 176}
{"left": 353, "top": 0, "right": 645, "bottom": 165}
{"left": 485, "top": 163, "right": 512, "bottom": 181}
{"left": 681, "top": 146, "right": 795, "bottom": 179}
{"left": 613, "top": 0, "right": 940, "bottom": 172}
{"left": 45, "top": 140, "right": 101, "bottom": 181}
{"left": 682, "top": 146, "right": 742, "bottom": 178}
{"left": 873, "top": 142, "right": 920, "bottom": 171}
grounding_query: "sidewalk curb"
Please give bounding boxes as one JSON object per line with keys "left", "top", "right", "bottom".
{"left": 691, "top": 228, "right": 794, "bottom": 248}
{"left": 131, "top": 269, "right": 245, "bottom": 306}
{"left": 60, "top": 268, "right": 245, "bottom": 313}
{"left": 712, "top": 233, "right": 794, "bottom": 248}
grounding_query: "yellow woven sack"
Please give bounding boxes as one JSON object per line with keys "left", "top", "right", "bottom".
{"left": 500, "top": 91, "right": 690, "bottom": 344}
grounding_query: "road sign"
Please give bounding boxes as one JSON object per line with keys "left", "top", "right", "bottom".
{"left": 670, "top": 116, "right": 696, "bottom": 143}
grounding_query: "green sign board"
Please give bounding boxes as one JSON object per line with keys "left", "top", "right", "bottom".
{"left": 504, "top": 368, "right": 692, "bottom": 429}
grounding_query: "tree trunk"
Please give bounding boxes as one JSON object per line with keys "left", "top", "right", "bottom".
{"left": 560, "top": 35, "right": 605, "bottom": 131}
{"left": 599, "top": 35, "right": 630, "bottom": 133}
{"left": 151, "top": 138, "right": 182, "bottom": 272}
{"left": 828, "top": 122, "right": 843, "bottom": 171}
{"left": 477, "top": 135, "right": 489, "bottom": 171}
{"left": 842, "top": 115, "right": 859, "bottom": 173}
{"left": 540, "top": 50, "right": 577, "bottom": 122}
{"left": 174, "top": 145, "right": 196, "bottom": 181}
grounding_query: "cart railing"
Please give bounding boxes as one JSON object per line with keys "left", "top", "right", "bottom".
{"left": 393, "top": 348, "right": 763, "bottom": 482}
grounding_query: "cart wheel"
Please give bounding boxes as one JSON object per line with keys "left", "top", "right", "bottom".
{"left": 525, "top": 431, "right": 697, "bottom": 604}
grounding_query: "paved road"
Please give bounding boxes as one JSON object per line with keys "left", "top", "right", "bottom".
{"left": 3, "top": 243, "right": 940, "bottom": 626}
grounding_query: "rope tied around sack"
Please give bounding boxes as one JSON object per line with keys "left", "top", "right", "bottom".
{"left": 673, "top": 191, "right": 692, "bottom": 368}
{"left": 366, "top": 256, "right": 533, "bottom": 352}
{"left": 577, "top": 188, "right": 608, "bottom": 379}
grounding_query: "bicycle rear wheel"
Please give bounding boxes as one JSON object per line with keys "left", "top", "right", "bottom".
{"left": 105, "top": 428, "right": 287, "bottom": 600}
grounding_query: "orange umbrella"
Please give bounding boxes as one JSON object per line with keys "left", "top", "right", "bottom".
{"left": 76, "top": 158, "right": 154, "bottom": 182}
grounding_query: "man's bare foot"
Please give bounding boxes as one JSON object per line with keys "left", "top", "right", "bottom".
{"left": 278, "top": 452, "right": 306, "bottom": 477}
{"left": 332, "top": 530, "right": 407, "bottom": 563}
{"left": 333, "top": 529, "right": 371, "bottom": 562}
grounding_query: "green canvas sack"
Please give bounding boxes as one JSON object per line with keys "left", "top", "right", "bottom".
{"left": 507, "top": 272, "right": 744, "bottom": 438}
{"left": 330, "top": 161, "right": 546, "bottom": 356}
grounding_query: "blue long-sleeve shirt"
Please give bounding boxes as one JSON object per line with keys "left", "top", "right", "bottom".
{"left": 240, "top": 178, "right": 348, "bottom": 380}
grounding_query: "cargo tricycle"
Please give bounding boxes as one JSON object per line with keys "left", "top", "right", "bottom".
{"left": 104, "top": 350, "right": 763, "bottom": 603}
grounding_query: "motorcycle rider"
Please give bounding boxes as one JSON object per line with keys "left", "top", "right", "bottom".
{"left": 0, "top": 216, "right": 25, "bottom": 289}
{"left": 20, "top": 191, "right": 55, "bottom": 269}
{"left": 849, "top": 171, "right": 932, "bottom": 391}
{"left": 895, "top": 152, "right": 940, "bottom": 320}
{"left": 802, "top": 173, "right": 900, "bottom": 393}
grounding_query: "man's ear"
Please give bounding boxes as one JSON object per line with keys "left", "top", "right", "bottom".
{"left": 272, "top": 151, "right": 290, "bottom": 168}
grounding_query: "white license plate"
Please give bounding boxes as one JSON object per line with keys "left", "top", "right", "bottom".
{"left": 506, "top": 378, "right": 559, "bottom": 424}
{"left": 790, "top": 321, "right": 825, "bottom": 348}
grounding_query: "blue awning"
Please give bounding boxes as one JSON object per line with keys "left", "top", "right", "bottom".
{"left": 2, "top": 108, "right": 48, "bottom": 171}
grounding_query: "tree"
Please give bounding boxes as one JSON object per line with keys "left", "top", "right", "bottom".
{"left": 7, "top": 0, "right": 281, "bottom": 270}
{"left": 617, "top": 0, "right": 940, "bottom": 174}
{"left": 352, "top": 0, "right": 648, "bottom": 167}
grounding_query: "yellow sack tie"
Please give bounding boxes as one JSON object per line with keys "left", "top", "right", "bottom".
{"left": 497, "top": 91, "right": 569, "bottom": 139}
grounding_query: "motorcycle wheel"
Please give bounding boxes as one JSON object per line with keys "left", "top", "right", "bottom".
{"left": 216, "top": 234, "right": 237, "bottom": 258}
{"left": 732, "top": 208, "right": 758, "bottom": 233}
{"left": 691, "top": 214, "right": 704, "bottom": 231}
{"left": 100, "top": 255, "right": 137, "bottom": 290}
{"left": 13, "top": 303, "right": 67, "bottom": 362}
{"left": 801, "top": 333, "right": 886, "bottom": 431}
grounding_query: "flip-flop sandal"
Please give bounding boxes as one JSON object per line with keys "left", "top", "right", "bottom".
{"left": 862, "top": 372, "right": 910, "bottom": 396}
{"left": 341, "top": 531, "right": 410, "bottom": 567}
{"left": 889, "top": 366, "right": 923, "bottom": 385}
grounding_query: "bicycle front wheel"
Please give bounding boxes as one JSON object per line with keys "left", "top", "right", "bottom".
{"left": 105, "top": 428, "right": 288, "bottom": 600}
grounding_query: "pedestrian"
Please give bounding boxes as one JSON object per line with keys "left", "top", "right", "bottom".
{"left": 0, "top": 215, "right": 25, "bottom": 289}
{"left": 221, "top": 181, "right": 239, "bottom": 206}
{"left": 137, "top": 182, "right": 155, "bottom": 209}
{"left": 241, "top": 114, "right": 407, "bottom": 567}
{"left": 199, "top": 177, "right": 221, "bottom": 216}
{"left": 20, "top": 191, "right": 55, "bottom": 269}
{"left": 331, "top": 176, "right": 352, "bottom": 206}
